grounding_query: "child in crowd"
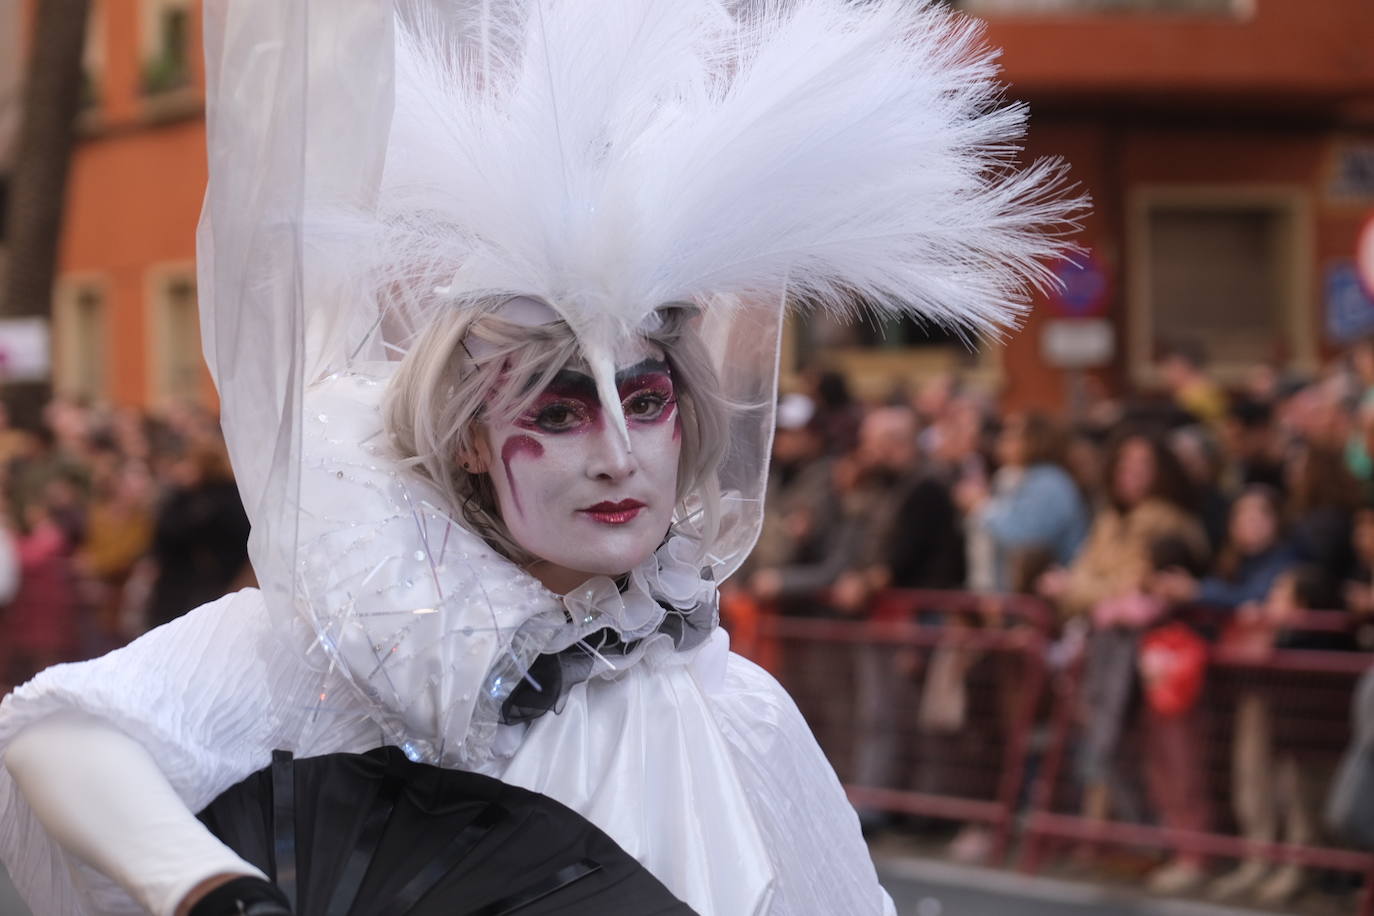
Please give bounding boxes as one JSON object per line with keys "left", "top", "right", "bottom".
{"left": 2, "top": 480, "right": 83, "bottom": 687}
{"left": 1150, "top": 485, "right": 1294, "bottom": 613}
{"left": 1137, "top": 535, "right": 1213, "bottom": 893}
{"left": 1209, "top": 566, "right": 1339, "bottom": 905}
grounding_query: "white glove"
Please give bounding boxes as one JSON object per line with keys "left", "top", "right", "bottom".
{"left": 4, "top": 712, "right": 266, "bottom": 916}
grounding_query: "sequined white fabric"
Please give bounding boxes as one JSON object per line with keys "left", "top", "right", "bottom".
{"left": 0, "top": 591, "right": 896, "bottom": 915}
{"left": 295, "top": 363, "right": 720, "bottom": 770}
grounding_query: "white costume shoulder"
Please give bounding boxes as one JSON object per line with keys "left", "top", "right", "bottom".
{"left": 0, "top": 592, "right": 891, "bottom": 915}
{"left": 0, "top": 589, "right": 377, "bottom": 915}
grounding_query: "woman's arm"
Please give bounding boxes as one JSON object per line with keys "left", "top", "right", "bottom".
{"left": 980, "top": 469, "right": 1080, "bottom": 549}
{"left": 4, "top": 713, "right": 267, "bottom": 916}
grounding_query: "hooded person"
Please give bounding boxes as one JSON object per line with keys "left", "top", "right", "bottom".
{"left": 0, "top": 1, "right": 1083, "bottom": 914}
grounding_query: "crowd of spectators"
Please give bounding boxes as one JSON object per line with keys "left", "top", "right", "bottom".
{"left": 6, "top": 338, "right": 1374, "bottom": 903}
{"left": 725, "top": 338, "right": 1374, "bottom": 905}
{"left": 0, "top": 396, "right": 250, "bottom": 692}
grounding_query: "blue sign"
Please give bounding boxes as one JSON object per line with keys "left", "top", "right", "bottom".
{"left": 1049, "top": 252, "right": 1109, "bottom": 318}
{"left": 1325, "top": 261, "right": 1374, "bottom": 344}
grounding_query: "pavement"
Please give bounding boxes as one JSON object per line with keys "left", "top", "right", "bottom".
{"left": 876, "top": 855, "right": 1289, "bottom": 916}
{"left": 0, "top": 853, "right": 1344, "bottom": 916}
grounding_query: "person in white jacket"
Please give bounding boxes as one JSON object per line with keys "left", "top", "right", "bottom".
{"left": 0, "top": 1, "right": 1081, "bottom": 913}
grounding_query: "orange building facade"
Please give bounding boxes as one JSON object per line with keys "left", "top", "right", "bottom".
{"left": 985, "top": 0, "right": 1374, "bottom": 411}
{"left": 34, "top": 0, "right": 209, "bottom": 409}
{"left": 27, "top": 0, "right": 1374, "bottom": 411}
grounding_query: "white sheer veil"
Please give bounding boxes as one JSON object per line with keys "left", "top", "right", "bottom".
{"left": 198, "top": 0, "right": 1083, "bottom": 766}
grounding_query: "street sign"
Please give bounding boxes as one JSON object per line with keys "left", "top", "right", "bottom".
{"left": 1358, "top": 211, "right": 1374, "bottom": 297}
{"left": 1325, "top": 261, "right": 1374, "bottom": 344}
{"left": 0, "top": 317, "right": 50, "bottom": 381}
{"left": 1040, "top": 318, "right": 1114, "bottom": 369}
{"left": 1048, "top": 251, "right": 1110, "bottom": 318}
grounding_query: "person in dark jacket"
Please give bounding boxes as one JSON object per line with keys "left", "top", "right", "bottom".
{"left": 144, "top": 438, "right": 251, "bottom": 629}
{"left": 1286, "top": 442, "right": 1360, "bottom": 585}
{"left": 1151, "top": 485, "right": 1296, "bottom": 613}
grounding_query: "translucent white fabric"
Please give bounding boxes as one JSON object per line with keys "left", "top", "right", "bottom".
{"left": 201, "top": 0, "right": 1078, "bottom": 681}
{"left": 0, "top": 1, "right": 1078, "bottom": 911}
{"left": 0, "top": 591, "right": 895, "bottom": 915}
{"left": 292, "top": 365, "right": 730, "bottom": 768}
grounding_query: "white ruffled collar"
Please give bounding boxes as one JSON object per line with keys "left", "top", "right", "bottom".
{"left": 291, "top": 367, "right": 718, "bottom": 771}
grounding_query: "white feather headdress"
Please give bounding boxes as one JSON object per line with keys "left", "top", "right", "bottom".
{"left": 305, "top": 0, "right": 1082, "bottom": 443}
{"left": 195, "top": 0, "right": 1085, "bottom": 765}
{"left": 201, "top": 0, "right": 1083, "bottom": 603}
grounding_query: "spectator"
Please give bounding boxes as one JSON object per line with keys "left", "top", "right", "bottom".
{"left": 1038, "top": 432, "right": 1207, "bottom": 619}
{"left": 144, "top": 438, "right": 252, "bottom": 628}
{"left": 2, "top": 485, "right": 83, "bottom": 686}
{"left": 806, "top": 368, "right": 863, "bottom": 457}
{"left": 731, "top": 394, "right": 840, "bottom": 719}
{"left": 1169, "top": 425, "right": 1230, "bottom": 550}
{"left": 77, "top": 461, "right": 156, "bottom": 643}
{"left": 1137, "top": 579, "right": 1212, "bottom": 893}
{"left": 1211, "top": 565, "right": 1338, "bottom": 905}
{"left": 957, "top": 411, "right": 1089, "bottom": 592}
{"left": 1150, "top": 485, "right": 1295, "bottom": 612}
{"left": 1220, "top": 399, "right": 1285, "bottom": 494}
{"left": 1286, "top": 441, "right": 1360, "bottom": 584}
{"left": 1158, "top": 340, "right": 1228, "bottom": 428}
{"left": 1038, "top": 432, "right": 1208, "bottom": 877}
{"left": 1063, "top": 425, "right": 1107, "bottom": 507}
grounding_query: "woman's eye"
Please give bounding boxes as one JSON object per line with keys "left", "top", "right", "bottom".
{"left": 624, "top": 391, "right": 670, "bottom": 421}
{"left": 528, "top": 401, "right": 587, "bottom": 432}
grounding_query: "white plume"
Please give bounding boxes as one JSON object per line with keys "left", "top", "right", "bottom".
{"left": 313, "top": 0, "right": 1085, "bottom": 366}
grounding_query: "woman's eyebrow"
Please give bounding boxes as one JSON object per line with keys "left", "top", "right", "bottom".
{"left": 541, "top": 369, "right": 598, "bottom": 398}
{"left": 532, "top": 360, "right": 669, "bottom": 401}
{"left": 615, "top": 359, "right": 670, "bottom": 382}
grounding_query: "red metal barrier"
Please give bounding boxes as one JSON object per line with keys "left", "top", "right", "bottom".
{"left": 752, "top": 591, "right": 1374, "bottom": 912}
{"left": 759, "top": 590, "right": 1053, "bottom": 863}
{"left": 1017, "top": 610, "right": 1374, "bottom": 914}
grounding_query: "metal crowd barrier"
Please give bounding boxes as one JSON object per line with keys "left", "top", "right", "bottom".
{"left": 735, "top": 591, "right": 1374, "bottom": 913}
{"left": 1019, "top": 607, "right": 1374, "bottom": 914}
{"left": 753, "top": 589, "right": 1053, "bottom": 863}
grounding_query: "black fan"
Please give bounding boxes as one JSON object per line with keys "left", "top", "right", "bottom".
{"left": 197, "top": 746, "right": 697, "bottom": 915}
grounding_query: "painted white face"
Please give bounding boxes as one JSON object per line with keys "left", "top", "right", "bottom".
{"left": 481, "top": 339, "right": 682, "bottom": 593}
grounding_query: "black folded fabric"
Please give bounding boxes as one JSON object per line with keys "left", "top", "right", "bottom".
{"left": 196, "top": 746, "right": 696, "bottom": 916}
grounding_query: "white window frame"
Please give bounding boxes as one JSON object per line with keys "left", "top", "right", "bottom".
{"left": 780, "top": 313, "right": 1003, "bottom": 402}
{"left": 1126, "top": 184, "right": 1315, "bottom": 387}
{"left": 138, "top": 0, "right": 193, "bottom": 97}
{"left": 145, "top": 261, "right": 205, "bottom": 406}
{"left": 53, "top": 272, "right": 110, "bottom": 402}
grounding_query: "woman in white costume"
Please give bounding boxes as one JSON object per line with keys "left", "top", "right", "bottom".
{"left": 0, "top": 1, "right": 1081, "bottom": 914}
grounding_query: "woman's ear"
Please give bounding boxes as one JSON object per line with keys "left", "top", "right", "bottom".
{"left": 457, "top": 431, "right": 492, "bottom": 475}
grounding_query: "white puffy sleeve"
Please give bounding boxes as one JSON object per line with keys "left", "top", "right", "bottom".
{"left": 0, "top": 590, "right": 375, "bottom": 915}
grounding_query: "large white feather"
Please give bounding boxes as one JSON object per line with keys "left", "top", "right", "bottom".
{"left": 309, "top": 0, "right": 1084, "bottom": 368}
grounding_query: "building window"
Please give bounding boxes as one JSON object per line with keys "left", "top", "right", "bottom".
{"left": 81, "top": 1, "right": 105, "bottom": 110}
{"left": 54, "top": 277, "right": 108, "bottom": 401}
{"left": 148, "top": 267, "right": 205, "bottom": 403}
{"left": 787, "top": 305, "right": 991, "bottom": 402}
{"left": 140, "top": 0, "right": 191, "bottom": 95}
{"left": 954, "top": 0, "right": 1246, "bottom": 14}
{"left": 1128, "top": 189, "right": 1312, "bottom": 383}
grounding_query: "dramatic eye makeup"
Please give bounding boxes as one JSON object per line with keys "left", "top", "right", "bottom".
{"left": 618, "top": 368, "right": 676, "bottom": 425}
{"left": 513, "top": 360, "right": 675, "bottom": 434}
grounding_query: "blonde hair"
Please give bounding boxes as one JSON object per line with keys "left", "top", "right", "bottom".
{"left": 384, "top": 299, "right": 728, "bottom": 568}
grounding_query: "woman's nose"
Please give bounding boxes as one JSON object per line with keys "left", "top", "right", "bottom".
{"left": 586, "top": 423, "right": 636, "bottom": 481}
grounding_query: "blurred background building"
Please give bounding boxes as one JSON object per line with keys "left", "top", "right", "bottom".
{"left": 3, "top": 4, "right": 1374, "bottom": 914}
{"left": 0, "top": 0, "right": 1372, "bottom": 412}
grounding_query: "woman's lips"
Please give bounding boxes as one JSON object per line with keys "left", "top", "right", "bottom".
{"left": 581, "top": 499, "right": 646, "bottom": 525}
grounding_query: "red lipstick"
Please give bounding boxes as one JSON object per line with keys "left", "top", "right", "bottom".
{"left": 582, "top": 499, "right": 646, "bottom": 525}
